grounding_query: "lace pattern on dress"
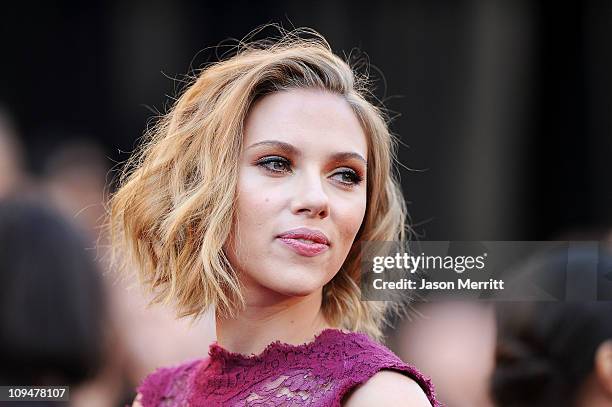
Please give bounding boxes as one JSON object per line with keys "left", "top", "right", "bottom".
{"left": 194, "top": 329, "right": 440, "bottom": 406}
{"left": 137, "top": 329, "right": 440, "bottom": 407}
{"left": 137, "top": 359, "right": 201, "bottom": 407}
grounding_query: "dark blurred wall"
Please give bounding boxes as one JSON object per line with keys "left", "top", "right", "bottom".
{"left": 1, "top": 0, "right": 610, "bottom": 240}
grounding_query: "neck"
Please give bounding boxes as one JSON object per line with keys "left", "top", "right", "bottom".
{"left": 216, "top": 288, "right": 333, "bottom": 355}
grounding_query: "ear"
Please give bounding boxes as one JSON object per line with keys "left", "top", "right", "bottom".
{"left": 595, "top": 340, "right": 612, "bottom": 396}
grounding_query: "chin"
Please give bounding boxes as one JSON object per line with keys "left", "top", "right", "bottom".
{"left": 266, "top": 275, "right": 326, "bottom": 297}
{"left": 278, "top": 285, "right": 319, "bottom": 297}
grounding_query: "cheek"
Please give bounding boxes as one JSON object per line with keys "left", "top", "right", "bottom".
{"left": 334, "top": 193, "right": 367, "bottom": 244}
{"left": 236, "top": 173, "right": 282, "bottom": 223}
{"left": 235, "top": 194, "right": 266, "bottom": 239}
{"left": 231, "top": 174, "right": 283, "bottom": 252}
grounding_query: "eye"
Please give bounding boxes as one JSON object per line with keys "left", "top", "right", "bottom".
{"left": 331, "top": 168, "right": 363, "bottom": 186}
{"left": 256, "top": 156, "right": 292, "bottom": 173}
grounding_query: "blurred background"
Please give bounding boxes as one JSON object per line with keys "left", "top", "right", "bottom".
{"left": 1, "top": 1, "right": 611, "bottom": 406}
{"left": 2, "top": 0, "right": 611, "bottom": 240}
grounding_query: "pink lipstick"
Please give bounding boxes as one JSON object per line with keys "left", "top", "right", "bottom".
{"left": 277, "top": 227, "right": 330, "bottom": 257}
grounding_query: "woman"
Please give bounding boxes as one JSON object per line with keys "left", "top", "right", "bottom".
{"left": 494, "top": 302, "right": 612, "bottom": 407}
{"left": 110, "top": 28, "right": 439, "bottom": 406}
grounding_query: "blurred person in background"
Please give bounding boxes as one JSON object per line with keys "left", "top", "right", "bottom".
{"left": 0, "top": 199, "right": 109, "bottom": 405}
{"left": 386, "top": 302, "right": 496, "bottom": 407}
{"left": 494, "top": 301, "right": 612, "bottom": 407}
{"left": 492, "top": 237, "right": 612, "bottom": 406}
{"left": 42, "top": 139, "right": 110, "bottom": 243}
{"left": 0, "top": 107, "right": 27, "bottom": 199}
{"left": 38, "top": 138, "right": 217, "bottom": 402}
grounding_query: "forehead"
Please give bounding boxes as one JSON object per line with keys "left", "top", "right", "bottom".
{"left": 243, "top": 88, "right": 368, "bottom": 158}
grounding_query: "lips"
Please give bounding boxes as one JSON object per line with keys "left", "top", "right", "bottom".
{"left": 277, "top": 227, "right": 330, "bottom": 257}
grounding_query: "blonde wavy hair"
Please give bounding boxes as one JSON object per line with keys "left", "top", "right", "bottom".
{"left": 109, "top": 28, "right": 408, "bottom": 341}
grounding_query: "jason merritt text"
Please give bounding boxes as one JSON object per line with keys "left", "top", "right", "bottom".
{"left": 372, "top": 278, "right": 505, "bottom": 290}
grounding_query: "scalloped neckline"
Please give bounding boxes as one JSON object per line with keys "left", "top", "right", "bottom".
{"left": 208, "top": 328, "right": 354, "bottom": 362}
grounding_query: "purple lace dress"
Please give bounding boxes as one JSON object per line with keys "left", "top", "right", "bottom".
{"left": 137, "top": 328, "right": 440, "bottom": 406}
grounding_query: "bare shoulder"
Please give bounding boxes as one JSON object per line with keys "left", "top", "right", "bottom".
{"left": 343, "top": 370, "right": 431, "bottom": 407}
{"left": 132, "top": 392, "right": 143, "bottom": 407}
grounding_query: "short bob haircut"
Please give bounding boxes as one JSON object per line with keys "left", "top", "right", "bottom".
{"left": 109, "top": 28, "right": 407, "bottom": 341}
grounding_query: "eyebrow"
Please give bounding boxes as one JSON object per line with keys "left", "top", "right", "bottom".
{"left": 247, "top": 140, "right": 367, "bottom": 165}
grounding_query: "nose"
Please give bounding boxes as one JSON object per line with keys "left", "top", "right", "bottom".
{"left": 290, "top": 169, "right": 330, "bottom": 219}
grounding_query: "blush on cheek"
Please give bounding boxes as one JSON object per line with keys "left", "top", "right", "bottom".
{"left": 343, "top": 206, "right": 366, "bottom": 235}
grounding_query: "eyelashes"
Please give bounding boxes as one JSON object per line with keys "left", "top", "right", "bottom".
{"left": 255, "top": 155, "right": 364, "bottom": 187}
{"left": 257, "top": 156, "right": 292, "bottom": 173}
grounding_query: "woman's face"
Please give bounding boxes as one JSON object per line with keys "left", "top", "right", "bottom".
{"left": 224, "top": 88, "right": 368, "bottom": 301}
